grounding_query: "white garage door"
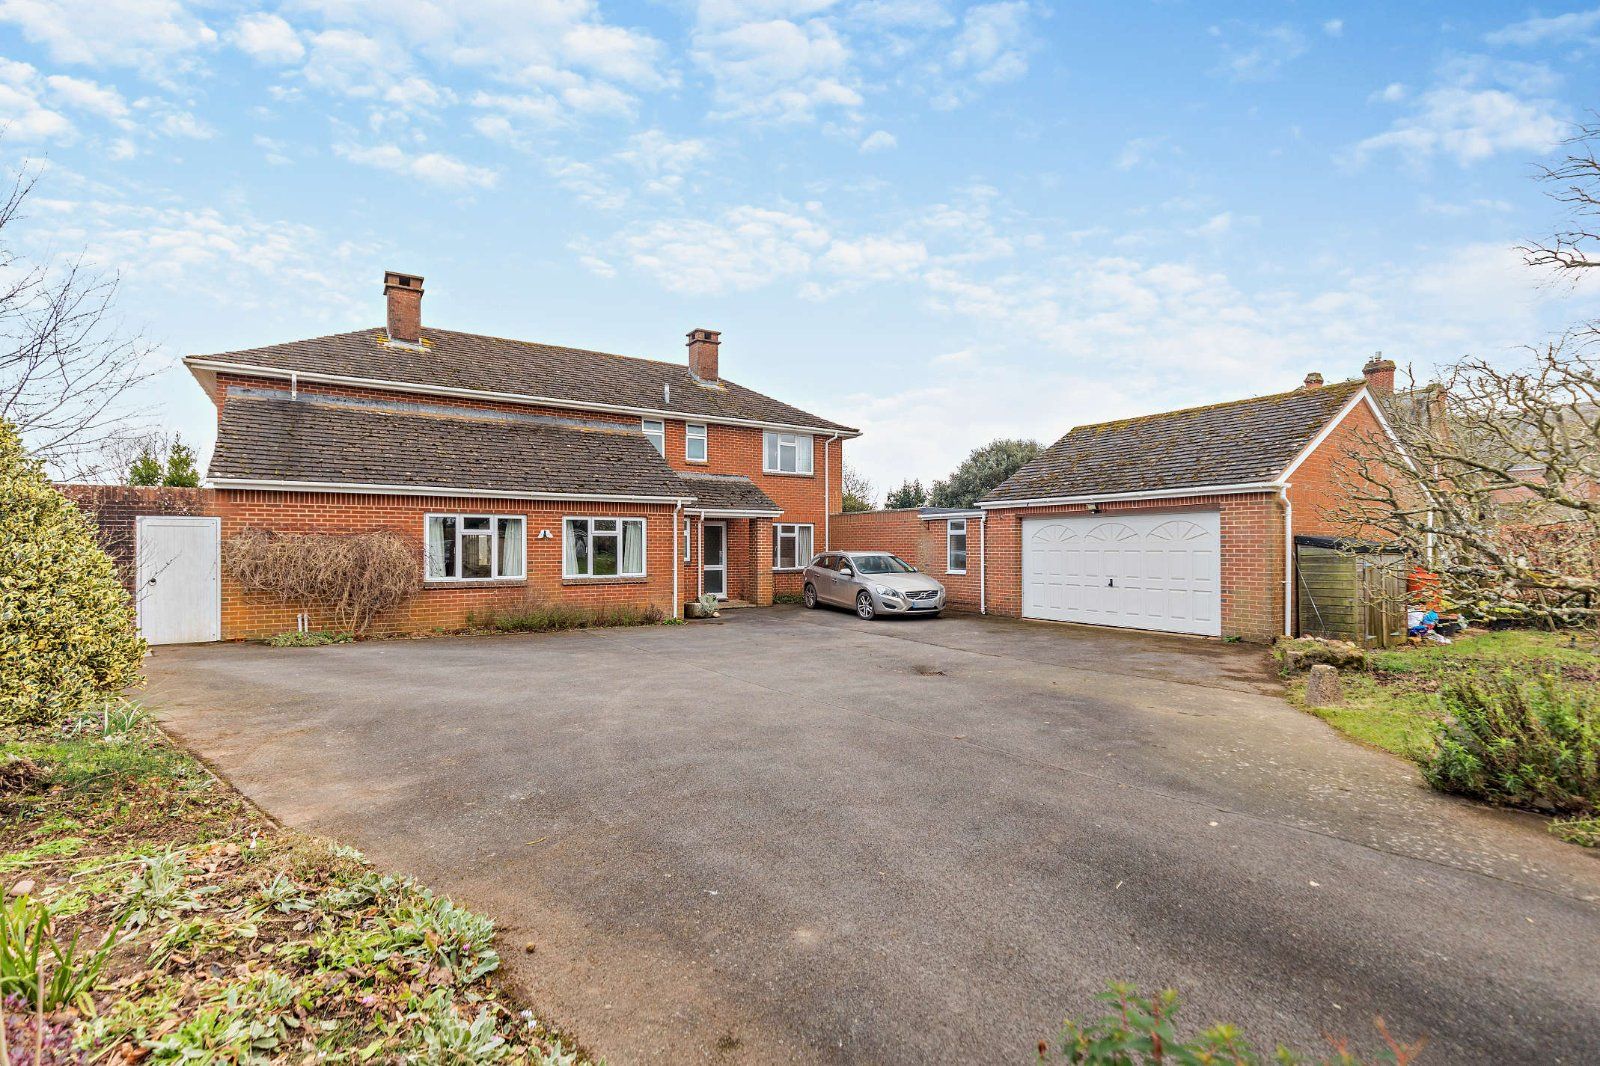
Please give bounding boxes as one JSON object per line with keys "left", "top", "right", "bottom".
{"left": 1022, "top": 512, "right": 1221, "bottom": 636}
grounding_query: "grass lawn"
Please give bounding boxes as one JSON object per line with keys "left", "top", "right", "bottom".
{"left": 1286, "top": 629, "right": 1600, "bottom": 761}
{"left": 0, "top": 706, "right": 592, "bottom": 1063}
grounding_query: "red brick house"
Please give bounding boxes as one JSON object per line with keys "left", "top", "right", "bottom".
{"left": 97, "top": 272, "right": 857, "bottom": 643}
{"left": 834, "top": 358, "right": 1404, "bottom": 642}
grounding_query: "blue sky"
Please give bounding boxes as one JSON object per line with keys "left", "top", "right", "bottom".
{"left": 3, "top": 1, "right": 1599, "bottom": 492}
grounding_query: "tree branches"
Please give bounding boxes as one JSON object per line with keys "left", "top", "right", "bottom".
{"left": 0, "top": 163, "right": 155, "bottom": 476}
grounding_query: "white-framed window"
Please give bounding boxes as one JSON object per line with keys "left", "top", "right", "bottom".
{"left": 773, "top": 523, "right": 814, "bottom": 571}
{"left": 564, "top": 517, "right": 647, "bottom": 579}
{"left": 683, "top": 517, "right": 692, "bottom": 562}
{"left": 685, "top": 423, "right": 708, "bottom": 462}
{"left": 763, "top": 430, "right": 814, "bottom": 475}
{"left": 642, "top": 419, "right": 665, "bottom": 456}
{"left": 947, "top": 518, "right": 968, "bottom": 574}
{"left": 425, "top": 515, "right": 525, "bottom": 581}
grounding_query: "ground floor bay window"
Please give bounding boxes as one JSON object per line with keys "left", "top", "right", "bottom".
{"left": 565, "top": 517, "right": 647, "bottom": 578}
{"left": 426, "top": 515, "right": 525, "bottom": 581}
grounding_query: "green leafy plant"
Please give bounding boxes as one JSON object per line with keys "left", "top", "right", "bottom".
{"left": 1549, "top": 814, "right": 1600, "bottom": 847}
{"left": 0, "top": 894, "right": 118, "bottom": 1011}
{"left": 412, "top": 991, "right": 511, "bottom": 1063}
{"left": 252, "top": 872, "right": 315, "bottom": 915}
{"left": 64, "top": 699, "right": 149, "bottom": 742}
{"left": 0, "top": 418, "right": 145, "bottom": 729}
{"left": 1040, "top": 983, "right": 1425, "bottom": 1065}
{"left": 1423, "top": 673, "right": 1600, "bottom": 814}
{"left": 120, "top": 851, "right": 204, "bottom": 929}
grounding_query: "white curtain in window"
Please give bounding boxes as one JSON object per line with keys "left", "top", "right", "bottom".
{"left": 797, "top": 524, "right": 813, "bottom": 564}
{"left": 426, "top": 516, "right": 450, "bottom": 579}
{"left": 498, "top": 518, "right": 524, "bottom": 578}
{"left": 622, "top": 520, "right": 645, "bottom": 575}
{"left": 564, "top": 519, "right": 586, "bottom": 575}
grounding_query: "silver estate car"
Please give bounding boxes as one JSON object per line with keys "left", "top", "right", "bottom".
{"left": 802, "top": 551, "right": 947, "bottom": 619}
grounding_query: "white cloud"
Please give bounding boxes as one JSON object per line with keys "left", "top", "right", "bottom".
{"left": 253, "top": 134, "right": 291, "bottom": 165}
{"left": 1485, "top": 7, "right": 1600, "bottom": 47}
{"left": 1351, "top": 86, "right": 1565, "bottom": 166}
{"left": 1115, "top": 135, "right": 1178, "bottom": 170}
{"left": 0, "top": 0, "right": 217, "bottom": 74}
{"left": 44, "top": 74, "right": 128, "bottom": 120}
{"left": 1370, "top": 82, "right": 1406, "bottom": 103}
{"left": 696, "top": 16, "right": 861, "bottom": 122}
{"left": 818, "top": 235, "right": 927, "bottom": 279}
{"left": 859, "top": 129, "right": 896, "bottom": 152}
{"left": 1189, "top": 211, "right": 1233, "bottom": 237}
{"left": 301, "top": 28, "right": 392, "bottom": 97}
{"left": 155, "top": 109, "right": 213, "bottom": 139}
{"left": 0, "top": 59, "right": 73, "bottom": 140}
{"left": 229, "top": 13, "right": 304, "bottom": 65}
{"left": 1321, "top": 18, "right": 1343, "bottom": 37}
{"left": 1213, "top": 23, "right": 1308, "bottom": 81}
{"left": 334, "top": 143, "right": 499, "bottom": 189}
{"left": 599, "top": 205, "right": 831, "bottom": 293}
{"left": 947, "top": 1, "right": 1035, "bottom": 85}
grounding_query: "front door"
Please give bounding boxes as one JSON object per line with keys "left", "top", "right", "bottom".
{"left": 136, "top": 516, "right": 222, "bottom": 645}
{"left": 702, "top": 521, "right": 727, "bottom": 599}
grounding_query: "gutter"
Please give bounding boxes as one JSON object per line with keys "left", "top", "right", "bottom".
{"left": 188, "top": 358, "right": 862, "bottom": 440}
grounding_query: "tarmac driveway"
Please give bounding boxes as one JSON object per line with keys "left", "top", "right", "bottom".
{"left": 142, "top": 608, "right": 1600, "bottom": 1064}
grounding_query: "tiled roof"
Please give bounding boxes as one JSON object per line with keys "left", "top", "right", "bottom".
{"left": 983, "top": 379, "right": 1366, "bottom": 504}
{"left": 189, "top": 327, "right": 855, "bottom": 433}
{"left": 209, "top": 391, "right": 689, "bottom": 499}
{"left": 678, "top": 472, "right": 780, "bottom": 513}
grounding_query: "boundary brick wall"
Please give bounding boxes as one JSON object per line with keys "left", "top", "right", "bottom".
{"left": 830, "top": 510, "right": 985, "bottom": 612}
{"left": 57, "top": 484, "right": 216, "bottom": 592}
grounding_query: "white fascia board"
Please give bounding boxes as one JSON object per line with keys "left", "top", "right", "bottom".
{"left": 921, "top": 510, "right": 982, "bottom": 519}
{"left": 208, "top": 477, "right": 696, "bottom": 506}
{"left": 977, "top": 481, "right": 1287, "bottom": 509}
{"left": 187, "top": 357, "right": 862, "bottom": 439}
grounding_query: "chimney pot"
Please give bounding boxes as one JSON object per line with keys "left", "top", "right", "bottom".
{"left": 1362, "top": 351, "right": 1396, "bottom": 394}
{"left": 687, "top": 328, "right": 720, "bottom": 383}
{"left": 1303, "top": 372, "right": 1324, "bottom": 389}
{"left": 384, "top": 270, "right": 425, "bottom": 345}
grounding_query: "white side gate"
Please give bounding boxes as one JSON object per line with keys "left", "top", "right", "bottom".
{"left": 136, "top": 516, "right": 221, "bottom": 645}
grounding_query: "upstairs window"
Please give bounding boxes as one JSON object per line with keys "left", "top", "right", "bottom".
{"left": 426, "top": 515, "right": 524, "bottom": 581}
{"left": 565, "top": 517, "right": 646, "bottom": 578}
{"left": 686, "top": 423, "right": 708, "bottom": 462}
{"left": 763, "top": 431, "right": 813, "bottom": 475}
{"left": 642, "top": 419, "right": 665, "bottom": 456}
{"left": 947, "top": 518, "right": 968, "bottom": 574}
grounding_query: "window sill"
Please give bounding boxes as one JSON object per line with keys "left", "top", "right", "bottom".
{"left": 685, "top": 458, "right": 709, "bottom": 465}
{"left": 562, "top": 575, "right": 649, "bottom": 585}
{"left": 424, "top": 578, "right": 527, "bottom": 590}
{"left": 773, "top": 567, "right": 808, "bottom": 573}
{"left": 761, "top": 470, "right": 816, "bottom": 478}
{"left": 946, "top": 570, "right": 967, "bottom": 576}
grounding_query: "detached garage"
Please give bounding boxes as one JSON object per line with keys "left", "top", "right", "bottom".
{"left": 975, "top": 357, "right": 1406, "bottom": 642}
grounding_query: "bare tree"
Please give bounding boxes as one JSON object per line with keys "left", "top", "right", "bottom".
{"left": 1524, "top": 116, "right": 1600, "bottom": 276}
{"left": 1336, "top": 343, "right": 1599, "bottom": 628}
{"left": 0, "top": 165, "right": 154, "bottom": 476}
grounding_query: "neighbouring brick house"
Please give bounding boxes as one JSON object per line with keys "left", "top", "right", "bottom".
{"left": 833, "top": 358, "right": 1403, "bottom": 642}
{"left": 69, "top": 272, "right": 857, "bottom": 643}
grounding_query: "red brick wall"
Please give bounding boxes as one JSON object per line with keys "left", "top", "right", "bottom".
{"left": 212, "top": 491, "right": 682, "bottom": 639}
{"left": 1287, "top": 396, "right": 1388, "bottom": 539}
{"left": 831, "top": 510, "right": 984, "bottom": 611}
{"left": 57, "top": 484, "right": 216, "bottom": 592}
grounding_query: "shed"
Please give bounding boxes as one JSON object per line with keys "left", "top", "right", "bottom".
{"left": 1295, "top": 535, "right": 1408, "bottom": 648}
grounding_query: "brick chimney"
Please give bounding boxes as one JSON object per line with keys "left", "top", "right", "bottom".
{"left": 1302, "top": 372, "right": 1324, "bottom": 389}
{"left": 1363, "top": 351, "right": 1396, "bottom": 394}
{"left": 384, "top": 271, "right": 424, "bottom": 345}
{"left": 687, "top": 328, "right": 720, "bottom": 383}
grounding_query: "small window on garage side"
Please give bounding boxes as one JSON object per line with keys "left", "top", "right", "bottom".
{"left": 426, "top": 515, "right": 525, "bottom": 581}
{"left": 774, "top": 523, "right": 814, "bottom": 570}
{"left": 686, "top": 423, "right": 707, "bottom": 462}
{"left": 642, "top": 419, "right": 665, "bottom": 456}
{"left": 947, "top": 518, "right": 968, "bottom": 574}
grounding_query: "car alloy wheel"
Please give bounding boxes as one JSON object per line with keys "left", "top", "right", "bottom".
{"left": 803, "top": 583, "right": 818, "bottom": 609}
{"left": 856, "top": 591, "right": 876, "bottom": 620}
